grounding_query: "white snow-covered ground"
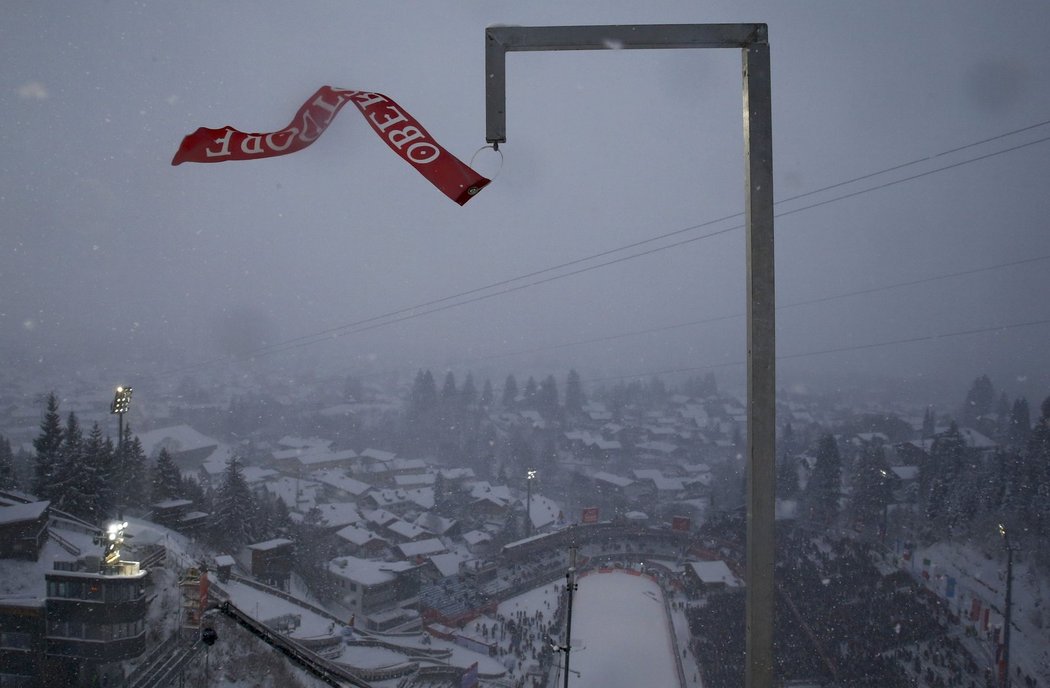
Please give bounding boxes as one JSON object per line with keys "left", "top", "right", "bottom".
{"left": 569, "top": 571, "right": 680, "bottom": 688}
{"left": 909, "top": 540, "right": 1050, "bottom": 686}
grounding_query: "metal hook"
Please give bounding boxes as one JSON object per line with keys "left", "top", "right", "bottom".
{"left": 469, "top": 144, "right": 503, "bottom": 180}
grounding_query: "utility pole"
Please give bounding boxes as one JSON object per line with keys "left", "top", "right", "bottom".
{"left": 999, "top": 523, "right": 1017, "bottom": 688}
{"left": 563, "top": 542, "right": 578, "bottom": 688}
{"left": 526, "top": 469, "right": 536, "bottom": 537}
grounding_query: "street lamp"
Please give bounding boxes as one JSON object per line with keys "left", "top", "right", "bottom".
{"left": 526, "top": 469, "right": 537, "bottom": 537}
{"left": 878, "top": 469, "right": 891, "bottom": 544}
{"left": 998, "top": 523, "right": 1018, "bottom": 688}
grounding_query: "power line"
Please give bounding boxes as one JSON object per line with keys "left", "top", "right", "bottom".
{"left": 582, "top": 316, "right": 1050, "bottom": 385}
{"left": 154, "top": 120, "right": 1050, "bottom": 378}
{"left": 258, "top": 131, "right": 1050, "bottom": 358}
{"left": 271, "top": 126, "right": 1050, "bottom": 353}
{"left": 776, "top": 117, "right": 1050, "bottom": 206}
{"left": 351, "top": 252, "right": 1050, "bottom": 379}
{"left": 776, "top": 134, "right": 1050, "bottom": 221}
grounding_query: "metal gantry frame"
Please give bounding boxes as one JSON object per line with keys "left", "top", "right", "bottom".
{"left": 484, "top": 23, "right": 775, "bottom": 688}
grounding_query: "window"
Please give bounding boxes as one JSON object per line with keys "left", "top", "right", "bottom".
{"left": 0, "top": 672, "right": 36, "bottom": 688}
{"left": 0, "top": 632, "right": 32, "bottom": 650}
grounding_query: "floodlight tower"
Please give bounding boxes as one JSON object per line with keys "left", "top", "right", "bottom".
{"left": 526, "top": 469, "right": 537, "bottom": 537}
{"left": 110, "top": 386, "right": 133, "bottom": 519}
{"left": 110, "top": 386, "right": 133, "bottom": 453}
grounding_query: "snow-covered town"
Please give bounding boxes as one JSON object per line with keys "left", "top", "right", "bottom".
{"left": 2, "top": 365, "right": 1049, "bottom": 687}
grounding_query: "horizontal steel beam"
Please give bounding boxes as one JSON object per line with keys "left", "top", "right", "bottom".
{"left": 486, "top": 23, "right": 767, "bottom": 144}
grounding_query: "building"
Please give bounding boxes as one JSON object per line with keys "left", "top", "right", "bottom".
{"left": 246, "top": 538, "right": 294, "bottom": 590}
{"left": 44, "top": 560, "right": 149, "bottom": 664}
{"left": 0, "top": 521, "right": 151, "bottom": 688}
{"left": 684, "top": 559, "right": 741, "bottom": 595}
{"left": 327, "top": 555, "right": 419, "bottom": 620}
{"left": 149, "top": 498, "right": 209, "bottom": 534}
{"left": 0, "top": 501, "right": 50, "bottom": 561}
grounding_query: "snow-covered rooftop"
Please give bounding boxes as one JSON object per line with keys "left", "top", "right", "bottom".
{"left": 327, "top": 555, "right": 413, "bottom": 585}
{"left": 0, "top": 500, "right": 49, "bottom": 525}
{"left": 688, "top": 560, "right": 740, "bottom": 587}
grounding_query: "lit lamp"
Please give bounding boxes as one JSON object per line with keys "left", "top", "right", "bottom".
{"left": 94, "top": 520, "right": 129, "bottom": 566}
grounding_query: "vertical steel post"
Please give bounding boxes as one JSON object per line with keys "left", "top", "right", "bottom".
{"left": 1002, "top": 531, "right": 1013, "bottom": 688}
{"left": 743, "top": 41, "right": 776, "bottom": 688}
{"left": 526, "top": 471, "right": 533, "bottom": 537}
{"left": 484, "top": 24, "right": 775, "bottom": 687}
{"left": 564, "top": 542, "right": 578, "bottom": 688}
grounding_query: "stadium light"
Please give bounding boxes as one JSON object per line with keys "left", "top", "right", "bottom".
{"left": 110, "top": 386, "right": 132, "bottom": 415}
{"left": 110, "top": 386, "right": 133, "bottom": 450}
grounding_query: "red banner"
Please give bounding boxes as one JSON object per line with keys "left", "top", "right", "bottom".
{"left": 172, "top": 86, "right": 489, "bottom": 205}
{"left": 671, "top": 516, "right": 691, "bottom": 532}
{"left": 581, "top": 506, "right": 600, "bottom": 524}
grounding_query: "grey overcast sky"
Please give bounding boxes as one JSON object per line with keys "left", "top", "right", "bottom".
{"left": 3, "top": 1, "right": 1049, "bottom": 403}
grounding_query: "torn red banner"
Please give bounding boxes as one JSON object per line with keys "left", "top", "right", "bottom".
{"left": 172, "top": 86, "right": 489, "bottom": 205}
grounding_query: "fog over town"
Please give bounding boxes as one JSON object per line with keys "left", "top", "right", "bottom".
{"left": 2, "top": 2, "right": 1050, "bottom": 687}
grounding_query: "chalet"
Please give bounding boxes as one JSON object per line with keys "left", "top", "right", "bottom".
{"left": 213, "top": 554, "right": 236, "bottom": 582}
{"left": 469, "top": 483, "right": 514, "bottom": 517}
{"left": 397, "top": 538, "right": 447, "bottom": 562}
{"left": 149, "top": 499, "right": 209, "bottom": 534}
{"left": 403, "top": 487, "right": 436, "bottom": 511}
{"left": 415, "top": 512, "right": 459, "bottom": 538}
{"left": 334, "top": 525, "right": 389, "bottom": 558}
{"left": 419, "top": 552, "right": 466, "bottom": 583}
{"left": 0, "top": 500, "right": 50, "bottom": 561}
{"left": 261, "top": 476, "right": 322, "bottom": 514}
{"left": 327, "top": 556, "right": 419, "bottom": 617}
{"left": 312, "top": 502, "right": 362, "bottom": 531}
{"left": 384, "top": 519, "right": 430, "bottom": 543}
{"left": 592, "top": 471, "right": 649, "bottom": 501}
{"left": 309, "top": 468, "right": 372, "bottom": 500}
{"left": 362, "top": 508, "right": 399, "bottom": 531}
{"left": 362, "top": 488, "right": 413, "bottom": 512}
{"left": 246, "top": 538, "right": 294, "bottom": 590}
{"left": 523, "top": 494, "right": 560, "bottom": 532}
{"left": 461, "top": 529, "right": 494, "bottom": 556}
